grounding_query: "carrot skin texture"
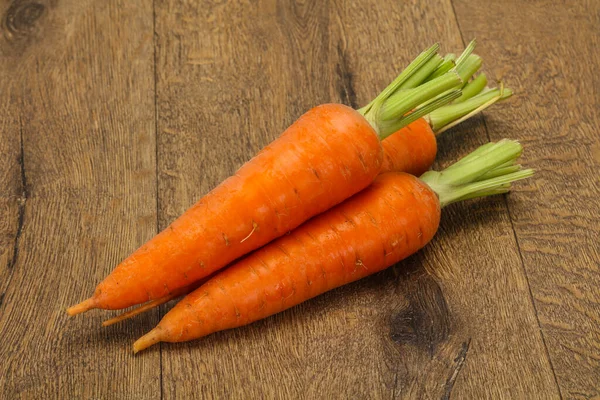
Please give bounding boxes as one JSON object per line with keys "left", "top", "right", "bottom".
{"left": 91, "top": 104, "right": 382, "bottom": 310}
{"left": 379, "top": 118, "right": 437, "bottom": 176}
{"left": 147, "top": 173, "right": 440, "bottom": 344}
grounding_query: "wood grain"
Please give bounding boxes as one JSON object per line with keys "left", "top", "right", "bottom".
{"left": 0, "top": 81, "right": 22, "bottom": 300}
{"left": 0, "top": 0, "right": 597, "bottom": 398}
{"left": 453, "top": 1, "right": 600, "bottom": 398}
{"left": 0, "top": 0, "right": 159, "bottom": 398}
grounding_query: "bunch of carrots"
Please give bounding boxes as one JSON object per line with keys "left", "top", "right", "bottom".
{"left": 67, "top": 41, "right": 532, "bottom": 353}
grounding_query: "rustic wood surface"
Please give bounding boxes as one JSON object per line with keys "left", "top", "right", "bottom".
{"left": 0, "top": 0, "right": 598, "bottom": 398}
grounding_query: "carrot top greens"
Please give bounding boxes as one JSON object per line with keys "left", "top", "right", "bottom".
{"left": 359, "top": 43, "right": 463, "bottom": 140}
{"left": 420, "top": 140, "right": 534, "bottom": 208}
{"left": 429, "top": 85, "right": 512, "bottom": 134}
{"left": 357, "top": 39, "right": 513, "bottom": 139}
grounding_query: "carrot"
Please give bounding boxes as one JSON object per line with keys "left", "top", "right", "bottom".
{"left": 102, "top": 83, "right": 512, "bottom": 325}
{"left": 379, "top": 118, "right": 438, "bottom": 175}
{"left": 98, "top": 43, "right": 510, "bottom": 325}
{"left": 67, "top": 43, "right": 465, "bottom": 315}
{"left": 102, "top": 82, "right": 512, "bottom": 325}
{"left": 133, "top": 140, "right": 534, "bottom": 352}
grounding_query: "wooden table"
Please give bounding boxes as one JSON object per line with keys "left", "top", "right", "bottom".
{"left": 1, "top": 1, "right": 598, "bottom": 398}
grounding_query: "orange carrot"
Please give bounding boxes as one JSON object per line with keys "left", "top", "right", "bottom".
{"left": 133, "top": 140, "right": 533, "bottom": 352}
{"left": 103, "top": 81, "right": 512, "bottom": 325}
{"left": 104, "top": 81, "right": 513, "bottom": 325}
{"left": 380, "top": 117, "right": 437, "bottom": 175}
{"left": 68, "top": 44, "right": 464, "bottom": 314}
{"left": 108, "top": 80, "right": 512, "bottom": 321}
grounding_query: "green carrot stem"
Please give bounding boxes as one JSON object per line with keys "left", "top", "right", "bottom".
{"left": 493, "top": 159, "right": 518, "bottom": 169}
{"left": 415, "top": 41, "right": 480, "bottom": 112}
{"left": 426, "top": 53, "right": 456, "bottom": 80}
{"left": 442, "top": 140, "right": 522, "bottom": 184}
{"left": 420, "top": 140, "right": 533, "bottom": 208}
{"left": 453, "top": 39, "right": 476, "bottom": 70}
{"left": 379, "top": 72, "right": 462, "bottom": 122}
{"left": 477, "top": 164, "right": 522, "bottom": 180}
{"left": 456, "top": 54, "right": 482, "bottom": 83}
{"left": 358, "top": 40, "right": 506, "bottom": 140}
{"left": 399, "top": 54, "right": 444, "bottom": 90}
{"left": 359, "top": 43, "right": 439, "bottom": 116}
{"left": 427, "top": 39, "right": 475, "bottom": 84}
{"left": 417, "top": 53, "right": 481, "bottom": 112}
{"left": 454, "top": 185, "right": 511, "bottom": 202}
{"left": 430, "top": 86, "right": 513, "bottom": 134}
{"left": 455, "top": 74, "right": 488, "bottom": 103}
{"left": 359, "top": 43, "right": 470, "bottom": 139}
{"left": 380, "top": 90, "right": 461, "bottom": 138}
{"left": 440, "top": 170, "right": 534, "bottom": 206}
{"left": 445, "top": 144, "right": 517, "bottom": 176}
{"left": 444, "top": 142, "right": 497, "bottom": 170}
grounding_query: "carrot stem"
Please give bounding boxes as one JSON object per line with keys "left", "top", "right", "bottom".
{"left": 454, "top": 73, "right": 488, "bottom": 103}
{"left": 445, "top": 142, "right": 497, "bottom": 168}
{"left": 360, "top": 40, "right": 493, "bottom": 139}
{"left": 430, "top": 86, "right": 513, "bottom": 134}
{"left": 449, "top": 169, "right": 534, "bottom": 203}
{"left": 359, "top": 43, "right": 440, "bottom": 115}
{"left": 453, "top": 39, "right": 477, "bottom": 71}
{"left": 415, "top": 40, "right": 480, "bottom": 112}
{"left": 456, "top": 54, "right": 482, "bottom": 84}
{"left": 490, "top": 159, "right": 518, "bottom": 170}
{"left": 359, "top": 43, "right": 467, "bottom": 139}
{"left": 444, "top": 140, "right": 523, "bottom": 184}
{"left": 426, "top": 53, "right": 456, "bottom": 80}
{"left": 420, "top": 140, "right": 534, "bottom": 207}
{"left": 377, "top": 71, "right": 462, "bottom": 136}
{"left": 427, "top": 40, "right": 476, "bottom": 87}
{"left": 398, "top": 53, "right": 444, "bottom": 90}
{"left": 477, "top": 164, "right": 522, "bottom": 180}
{"left": 393, "top": 90, "right": 462, "bottom": 132}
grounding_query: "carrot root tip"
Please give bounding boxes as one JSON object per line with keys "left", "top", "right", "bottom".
{"left": 66, "top": 297, "right": 97, "bottom": 316}
{"left": 102, "top": 318, "right": 118, "bottom": 327}
{"left": 133, "top": 327, "right": 164, "bottom": 353}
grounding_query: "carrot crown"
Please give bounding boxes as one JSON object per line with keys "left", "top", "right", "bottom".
{"left": 415, "top": 40, "right": 514, "bottom": 135}
{"left": 420, "top": 140, "right": 534, "bottom": 208}
{"left": 358, "top": 44, "right": 464, "bottom": 140}
{"left": 360, "top": 39, "right": 514, "bottom": 138}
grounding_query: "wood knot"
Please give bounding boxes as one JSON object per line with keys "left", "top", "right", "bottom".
{"left": 4, "top": 1, "right": 46, "bottom": 37}
{"left": 389, "top": 268, "right": 451, "bottom": 356}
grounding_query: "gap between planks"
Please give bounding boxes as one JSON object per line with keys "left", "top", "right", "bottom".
{"left": 151, "top": 0, "right": 164, "bottom": 399}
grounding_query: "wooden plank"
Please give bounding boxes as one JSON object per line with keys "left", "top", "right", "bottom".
{"left": 0, "top": 1, "right": 159, "bottom": 398}
{"left": 452, "top": 0, "right": 600, "bottom": 397}
{"left": 153, "top": 0, "right": 560, "bottom": 398}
